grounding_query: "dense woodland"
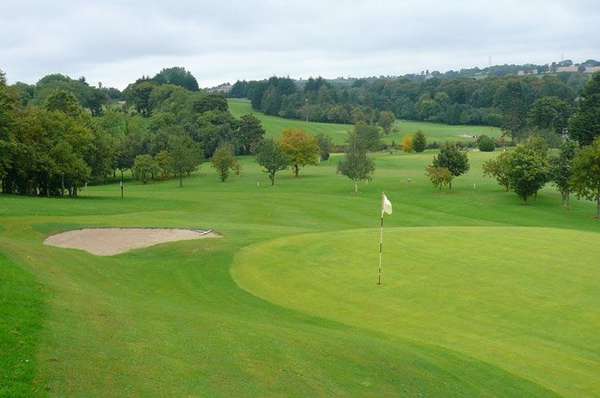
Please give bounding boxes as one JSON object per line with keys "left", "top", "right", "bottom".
{"left": 230, "top": 71, "right": 591, "bottom": 141}
{"left": 0, "top": 67, "right": 265, "bottom": 196}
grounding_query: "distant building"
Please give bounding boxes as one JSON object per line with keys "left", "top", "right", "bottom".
{"left": 517, "top": 69, "right": 538, "bottom": 76}
{"left": 584, "top": 66, "right": 600, "bottom": 74}
{"left": 207, "top": 83, "right": 232, "bottom": 94}
{"left": 556, "top": 66, "right": 579, "bottom": 73}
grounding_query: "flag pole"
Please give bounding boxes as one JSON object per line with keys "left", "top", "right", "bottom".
{"left": 378, "top": 192, "right": 384, "bottom": 285}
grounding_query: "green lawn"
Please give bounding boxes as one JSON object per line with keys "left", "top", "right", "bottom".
{"left": 1, "top": 150, "right": 599, "bottom": 397}
{"left": 228, "top": 98, "right": 502, "bottom": 144}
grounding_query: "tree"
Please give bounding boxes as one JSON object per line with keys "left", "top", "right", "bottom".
{"left": 211, "top": 144, "right": 239, "bottom": 182}
{"left": 377, "top": 111, "right": 395, "bottom": 134}
{"left": 569, "top": 73, "right": 600, "bottom": 145}
{"left": 495, "top": 79, "right": 530, "bottom": 140}
{"left": 192, "top": 94, "right": 228, "bottom": 114}
{"left": 550, "top": 140, "right": 577, "bottom": 207}
{"left": 125, "top": 80, "right": 156, "bottom": 117}
{"left": 337, "top": 131, "right": 375, "bottom": 193}
{"left": 482, "top": 151, "right": 511, "bottom": 191}
{"left": 45, "top": 90, "right": 83, "bottom": 118}
{"left": 2, "top": 106, "right": 94, "bottom": 197}
{"left": 156, "top": 150, "right": 174, "bottom": 178}
{"left": 133, "top": 154, "right": 159, "bottom": 184}
{"left": 528, "top": 96, "right": 571, "bottom": 135}
{"left": 316, "top": 133, "right": 333, "bottom": 161}
{"left": 413, "top": 131, "right": 426, "bottom": 153}
{"left": 506, "top": 144, "right": 549, "bottom": 202}
{"left": 431, "top": 143, "right": 469, "bottom": 189}
{"left": 153, "top": 67, "right": 199, "bottom": 91}
{"left": 279, "top": 129, "right": 319, "bottom": 177}
{"left": 1, "top": 73, "right": 15, "bottom": 129}
{"left": 402, "top": 135, "right": 413, "bottom": 152}
{"left": 256, "top": 138, "right": 289, "bottom": 185}
{"left": 478, "top": 135, "right": 496, "bottom": 152}
{"left": 168, "top": 135, "right": 202, "bottom": 187}
{"left": 236, "top": 114, "right": 265, "bottom": 154}
{"left": 354, "top": 123, "right": 381, "bottom": 151}
{"left": 571, "top": 138, "right": 600, "bottom": 218}
{"left": 426, "top": 165, "right": 453, "bottom": 190}
{"left": 0, "top": 140, "right": 11, "bottom": 185}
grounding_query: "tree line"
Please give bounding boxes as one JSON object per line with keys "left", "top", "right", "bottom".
{"left": 0, "top": 67, "right": 266, "bottom": 196}
{"left": 230, "top": 72, "right": 591, "bottom": 143}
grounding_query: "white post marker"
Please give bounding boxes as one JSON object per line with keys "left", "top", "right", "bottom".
{"left": 378, "top": 192, "right": 393, "bottom": 285}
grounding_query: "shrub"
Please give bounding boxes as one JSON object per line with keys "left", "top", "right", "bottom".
{"left": 478, "top": 135, "right": 496, "bottom": 152}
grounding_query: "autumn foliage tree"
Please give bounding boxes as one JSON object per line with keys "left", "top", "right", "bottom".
{"left": 279, "top": 129, "right": 319, "bottom": 177}
{"left": 426, "top": 165, "right": 453, "bottom": 190}
{"left": 402, "top": 135, "right": 414, "bottom": 153}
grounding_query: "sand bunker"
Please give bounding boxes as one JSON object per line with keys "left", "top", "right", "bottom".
{"left": 44, "top": 228, "right": 219, "bottom": 256}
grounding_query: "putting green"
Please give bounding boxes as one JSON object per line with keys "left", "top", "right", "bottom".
{"left": 232, "top": 226, "right": 600, "bottom": 397}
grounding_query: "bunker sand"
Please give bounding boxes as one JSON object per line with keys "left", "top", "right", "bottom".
{"left": 44, "top": 228, "right": 219, "bottom": 256}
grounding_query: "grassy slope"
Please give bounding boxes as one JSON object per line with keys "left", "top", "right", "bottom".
{"left": 228, "top": 98, "right": 502, "bottom": 144}
{"left": 1, "top": 151, "right": 599, "bottom": 397}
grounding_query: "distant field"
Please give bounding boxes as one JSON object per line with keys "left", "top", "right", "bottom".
{"left": 228, "top": 98, "right": 502, "bottom": 144}
{"left": 228, "top": 99, "right": 351, "bottom": 144}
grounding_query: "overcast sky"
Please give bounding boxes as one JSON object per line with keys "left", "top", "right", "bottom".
{"left": 1, "top": 0, "right": 598, "bottom": 89}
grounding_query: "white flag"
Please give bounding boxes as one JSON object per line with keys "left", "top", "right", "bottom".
{"left": 382, "top": 193, "right": 392, "bottom": 216}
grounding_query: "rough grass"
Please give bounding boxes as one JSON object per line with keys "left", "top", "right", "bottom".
{"left": 228, "top": 98, "right": 502, "bottom": 144}
{"left": 1, "top": 151, "right": 599, "bottom": 396}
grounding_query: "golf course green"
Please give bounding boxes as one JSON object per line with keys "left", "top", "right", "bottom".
{"left": 228, "top": 98, "right": 502, "bottom": 144}
{"left": 2, "top": 148, "right": 600, "bottom": 395}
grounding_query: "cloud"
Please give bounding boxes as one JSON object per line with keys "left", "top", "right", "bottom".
{"left": 0, "top": 0, "right": 598, "bottom": 88}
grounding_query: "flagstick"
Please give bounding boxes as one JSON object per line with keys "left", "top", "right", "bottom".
{"left": 378, "top": 193, "right": 384, "bottom": 285}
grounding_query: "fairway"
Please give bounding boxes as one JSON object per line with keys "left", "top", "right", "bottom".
{"left": 2, "top": 151, "right": 600, "bottom": 397}
{"left": 228, "top": 98, "right": 502, "bottom": 144}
